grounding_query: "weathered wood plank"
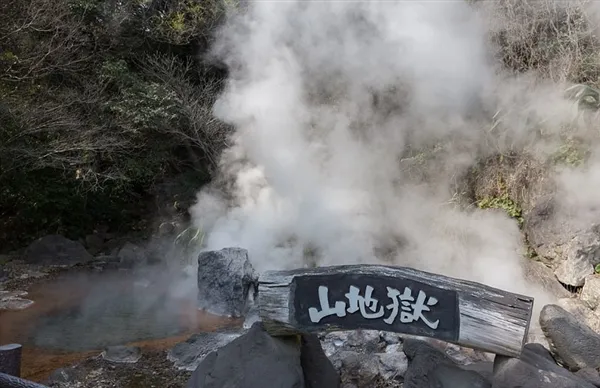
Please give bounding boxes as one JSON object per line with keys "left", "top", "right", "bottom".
{"left": 257, "top": 264, "right": 534, "bottom": 357}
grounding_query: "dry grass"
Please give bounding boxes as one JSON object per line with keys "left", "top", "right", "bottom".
{"left": 480, "top": 0, "right": 600, "bottom": 84}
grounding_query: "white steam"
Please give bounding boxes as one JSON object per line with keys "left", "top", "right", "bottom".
{"left": 190, "top": 0, "right": 597, "bottom": 307}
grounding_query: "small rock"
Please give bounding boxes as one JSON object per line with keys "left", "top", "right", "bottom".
{"left": 320, "top": 330, "right": 384, "bottom": 355}
{"left": 101, "top": 346, "right": 142, "bottom": 363}
{"left": 85, "top": 234, "right": 105, "bottom": 255}
{"left": 334, "top": 351, "right": 381, "bottom": 387}
{"left": 196, "top": 248, "right": 258, "bottom": 318}
{"left": 0, "top": 291, "right": 34, "bottom": 311}
{"left": 385, "top": 343, "right": 403, "bottom": 354}
{"left": 492, "top": 343, "right": 596, "bottom": 387}
{"left": 523, "top": 259, "right": 571, "bottom": 299}
{"left": 117, "top": 242, "right": 147, "bottom": 268}
{"left": 345, "top": 330, "right": 383, "bottom": 352}
{"left": 158, "top": 222, "right": 175, "bottom": 236}
{"left": 47, "top": 367, "right": 83, "bottom": 385}
{"left": 540, "top": 304, "right": 600, "bottom": 370}
{"left": 377, "top": 352, "right": 408, "bottom": 380}
{"left": 168, "top": 331, "right": 241, "bottom": 371}
{"left": 380, "top": 331, "right": 402, "bottom": 345}
{"left": 185, "top": 322, "right": 305, "bottom": 388}
{"left": 402, "top": 339, "right": 491, "bottom": 388}
{"left": 581, "top": 275, "right": 600, "bottom": 310}
{"left": 24, "top": 235, "right": 93, "bottom": 266}
{"left": 575, "top": 368, "right": 600, "bottom": 387}
{"left": 554, "top": 232, "right": 600, "bottom": 287}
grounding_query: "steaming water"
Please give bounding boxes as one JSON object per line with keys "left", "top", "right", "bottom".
{"left": 1, "top": 267, "right": 235, "bottom": 353}
{"left": 27, "top": 277, "right": 184, "bottom": 351}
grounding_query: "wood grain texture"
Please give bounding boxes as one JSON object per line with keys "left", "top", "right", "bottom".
{"left": 257, "top": 264, "right": 534, "bottom": 357}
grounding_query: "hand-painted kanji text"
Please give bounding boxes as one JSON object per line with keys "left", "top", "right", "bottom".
{"left": 307, "top": 285, "right": 440, "bottom": 329}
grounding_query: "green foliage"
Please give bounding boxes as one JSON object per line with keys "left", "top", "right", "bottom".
{"left": 595, "top": 263, "right": 600, "bottom": 274}
{"left": 148, "top": 0, "right": 239, "bottom": 44}
{"left": 477, "top": 192, "right": 524, "bottom": 227}
{"left": 0, "top": 0, "right": 229, "bottom": 250}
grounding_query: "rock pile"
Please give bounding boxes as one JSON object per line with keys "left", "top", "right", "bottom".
{"left": 180, "top": 247, "right": 600, "bottom": 388}
{"left": 179, "top": 303, "right": 600, "bottom": 388}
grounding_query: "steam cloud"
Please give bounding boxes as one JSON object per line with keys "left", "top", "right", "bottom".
{"left": 190, "top": 0, "right": 600, "bottom": 311}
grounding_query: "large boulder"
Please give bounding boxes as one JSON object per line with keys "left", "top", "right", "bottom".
{"left": 300, "top": 334, "right": 341, "bottom": 388}
{"left": 539, "top": 304, "right": 600, "bottom": 370}
{"left": 168, "top": 331, "right": 241, "bottom": 371}
{"left": 556, "top": 298, "right": 600, "bottom": 333}
{"left": 186, "top": 323, "right": 304, "bottom": 388}
{"left": 524, "top": 201, "right": 600, "bottom": 287}
{"left": 197, "top": 247, "right": 258, "bottom": 318}
{"left": 492, "top": 343, "right": 596, "bottom": 388}
{"left": 522, "top": 259, "right": 571, "bottom": 299}
{"left": 117, "top": 242, "right": 148, "bottom": 268}
{"left": 581, "top": 275, "right": 600, "bottom": 310}
{"left": 402, "top": 338, "right": 491, "bottom": 388}
{"left": 23, "top": 235, "right": 93, "bottom": 266}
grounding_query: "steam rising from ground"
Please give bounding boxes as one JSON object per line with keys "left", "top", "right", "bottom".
{"left": 190, "top": 0, "right": 599, "bottom": 308}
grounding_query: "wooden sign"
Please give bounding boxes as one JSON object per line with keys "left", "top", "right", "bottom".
{"left": 257, "top": 264, "right": 534, "bottom": 358}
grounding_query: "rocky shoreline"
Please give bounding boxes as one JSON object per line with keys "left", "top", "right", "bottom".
{"left": 4, "top": 225, "right": 600, "bottom": 387}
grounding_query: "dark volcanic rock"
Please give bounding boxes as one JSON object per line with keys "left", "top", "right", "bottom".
{"left": 402, "top": 338, "right": 491, "bottom": 388}
{"left": 186, "top": 322, "right": 304, "bottom": 388}
{"left": 196, "top": 247, "right": 258, "bottom": 317}
{"left": 300, "top": 334, "right": 341, "bottom": 388}
{"left": 117, "top": 242, "right": 148, "bottom": 268}
{"left": 168, "top": 331, "right": 241, "bottom": 371}
{"left": 540, "top": 304, "right": 600, "bottom": 370}
{"left": 492, "top": 343, "right": 596, "bottom": 388}
{"left": 24, "top": 235, "right": 93, "bottom": 266}
{"left": 575, "top": 368, "right": 600, "bottom": 387}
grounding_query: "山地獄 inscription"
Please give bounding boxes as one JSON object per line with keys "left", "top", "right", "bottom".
{"left": 293, "top": 274, "right": 459, "bottom": 341}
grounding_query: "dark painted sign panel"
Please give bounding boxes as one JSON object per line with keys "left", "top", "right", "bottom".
{"left": 292, "top": 273, "right": 459, "bottom": 341}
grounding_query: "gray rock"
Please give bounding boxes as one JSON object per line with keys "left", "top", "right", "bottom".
{"left": 582, "top": 275, "right": 600, "bottom": 309}
{"left": 320, "top": 330, "right": 384, "bottom": 356}
{"left": 540, "top": 304, "right": 600, "bottom": 370}
{"left": 557, "top": 297, "right": 600, "bottom": 333}
{"left": 575, "top": 368, "right": 600, "bottom": 387}
{"left": 327, "top": 349, "right": 407, "bottom": 386}
{"left": 47, "top": 367, "right": 83, "bottom": 386}
{"left": 197, "top": 247, "right": 258, "bottom": 318}
{"left": 0, "top": 290, "right": 34, "bottom": 311}
{"left": 523, "top": 259, "right": 571, "bottom": 299}
{"left": 168, "top": 331, "right": 241, "bottom": 371}
{"left": 553, "top": 229, "right": 600, "bottom": 287}
{"left": 377, "top": 352, "right": 408, "bottom": 380}
{"left": 117, "top": 242, "right": 147, "bottom": 268}
{"left": 380, "top": 331, "right": 402, "bottom": 345}
{"left": 84, "top": 234, "right": 104, "bottom": 255}
{"left": 300, "top": 334, "right": 340, "bottom": 388}
{"left": 332, "top": 351, "right": 381, "bottom": 387}
{"left": 492, "top": 343, "right": 596, "bottom": 388}
{"left": 23, "top": 235, "right": 93, "bottom": 266}
{"left": 444, "top": 343, "right": 493, "bottom": 365}
{"left": 462, "top": 361, "right": 494, "bottom": 381}
{"left": 402, "top": 338, "right": 491, "bottom": 388}
{"left": 555, "top": 251, "right": 595, "bottom": 287}
{"left": 101, "top": 345, "right": 141, "bottom": 363}
{"left": 186, "top": 322, "right": 304, "bottom": 388}
{"left": 385, "top": 343, "right": 403, "bottom": 354}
